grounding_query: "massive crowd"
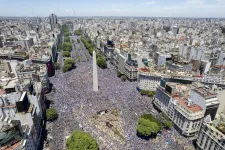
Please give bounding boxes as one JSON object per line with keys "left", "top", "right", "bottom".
{"left": 44, "top": 33, "right": 195, "bottom": 150}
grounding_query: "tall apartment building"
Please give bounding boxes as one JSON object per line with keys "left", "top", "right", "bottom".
{"left": 197, "top": 114, "right": 225, "bottom": 150}
{"left": 49, "top": 14, "right": 57, "bottom": 30}
{"left": 154, "top": 81, "right": 204, "bottom": 136}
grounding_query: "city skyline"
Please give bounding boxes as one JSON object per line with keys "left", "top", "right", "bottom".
{"left": 0, "top": 0, "right": 225, "bottom": 18}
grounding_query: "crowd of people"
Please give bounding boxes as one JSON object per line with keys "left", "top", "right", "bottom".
{"left": 44, "top": 34, "right": 195, "bottom": 150}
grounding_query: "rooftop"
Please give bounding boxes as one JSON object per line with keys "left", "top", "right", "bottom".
{"left": 173, "top": 96, "right": 203, "bottom": 113}
{"left": 193, "top": 86, "right": 217, "bottom": 99}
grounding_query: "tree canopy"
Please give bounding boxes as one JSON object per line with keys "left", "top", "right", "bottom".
{"left": 62, "top": 58, "right": 75, "bottom": 73}
{"left": 64, "top": 58, "right": 75, "bottom": 66}
{"left": 63, "top": 42, "right": 72, "bottom": 52}
{"left": 140, "top": 90, "right": 156, "bottom": 97}
{"left": 80, "top": 36, "right": 94, "bottom": 55}
{"left": 46, "top": 108, "right": 57, "bottom": 121}
{"left": 62, "top": 51, "right": 71, "bottom": 57}
{"left": 66, "top": 130, "right": 99, "bottom": 150}
{"left": 97, "top": 56, "right": 107, "bottom": 69}
{"left": 75, "top": 29, "right": 82, "bottom": 36}
{"left": 62, "top": 24, "right": 69, "bottom": 36}
{"left": 64, "top": 37, "right": 70, "bottom": 43}
{"left": 137, "top": 114, "right": 161, "bottom": 138}
{"left": 163, "top": 121, "right": 173, "bottom": 129}
{"left": 137, "top": 118, "right": 160, "bottom": 137}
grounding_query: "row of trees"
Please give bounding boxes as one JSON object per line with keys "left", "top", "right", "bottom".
{"left": 80, "top": 36, "right": 94, "bottom": 55}
{"left": 140, "top": 90, "right": 156, "bottom": 97}
{"left": 62, "top": 24, "right": 70, "bottom": 36}
{"left": 80, "top": 35, "right": 107, "bottom": 69}
{"left": 66, "top": 130, "right": 99, "bottom": 150}
{"left": 137, "top": 113, "right": 172, "bottom": 138}
{"left": 62, "top": 58, "right": 75, "bottom": 73}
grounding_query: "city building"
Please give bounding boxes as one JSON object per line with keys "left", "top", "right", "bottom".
{"left": 154, "top": 81, "right": 204, "bottom": 136}
{"left": 49, "top": 14, "right": 57, "bottom": 30}
{"left": 190, "top": 83, "right": 220, "bottom": 120}
{"left": 197, "top": 114, "right": 225, "bottom": 150}
{"left": 138, "top": 68, "right": 161, "bottom": 91}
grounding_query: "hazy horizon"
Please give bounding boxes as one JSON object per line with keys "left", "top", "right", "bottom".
{"left": 0, "top": 0, "right": 225, "bottom": 18}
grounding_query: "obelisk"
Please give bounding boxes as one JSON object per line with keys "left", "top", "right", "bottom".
{"left": 93, "top": 50, "right": 98, "bottom": 91}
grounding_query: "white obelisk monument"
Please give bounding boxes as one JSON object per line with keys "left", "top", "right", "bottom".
{"left": 93, "top": 50, "right": 98, "bottom": 91}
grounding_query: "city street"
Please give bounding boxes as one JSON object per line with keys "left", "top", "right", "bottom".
{"left": 45, "top": 30, "right": 195, "bottom": 150}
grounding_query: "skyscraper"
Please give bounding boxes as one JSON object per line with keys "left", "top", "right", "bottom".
{"left": 49, "top": 14, "right": 57, "bottom": 30}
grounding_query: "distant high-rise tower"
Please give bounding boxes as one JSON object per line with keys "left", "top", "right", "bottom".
{"left": 49, "top": 14, "right": 57, "bottom": 30}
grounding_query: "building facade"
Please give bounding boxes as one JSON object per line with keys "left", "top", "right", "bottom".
{"left": 49, "top": 14, "right": 57, "bottom": 30}
{"left": 153, "top": 81, "right": 204, "bottom": 136}
{"left": 197, "top": 114, "right": 225, "bottom": 150}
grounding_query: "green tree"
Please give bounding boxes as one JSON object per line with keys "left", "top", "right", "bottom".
{"left": 62, "top": 51, "right": 71, "bottom": 57}
{"left": 164, "top": 121, "right": 173, "bottom": 129}
{"left": 54, "top": 62, "right": 60, "bottom": 70}
{"left": 62, "top": 58, "right": 75, "bottom": 73}
{"left": 64, "top": 37, "right": 70, "bottom": 42}
{"left": 80, "top": 36, "right": 94, "bottom": 55}
{"left": 140, "top": 90, "right": 147, "bottom": 95}
{"left": 140, "top": 114, "right": 161, "bottom": 127}
{"left": 77, "top": 39, "right": 80, "bottom": 43}
{"left": 97, "top": 57, "right": 107, "bottom": 69}
{"left": 121, "top": 75, "right": 127, "bottom": 81}
{"left": 64, "top": 32, "right": 69, "bottom": 37}
{"left": 63, "top": 42, "right": 72, "bottom": 52}
{"left": 66, "top": 130, "right": 98, "bottom": 150}
{"left": 62, "top": 63, "right": 73, "bottom": 73}
{"left": 46, "top": 108, "right": 57, "bottom": 121}
{"left": 64, "top": 58, "right": 75, "bottom": 66}
{"left": 75, "top": 29, "right": 82, "bottom": 36}
{"left": 137, "top": 118, "right": 160, "bottom": 137}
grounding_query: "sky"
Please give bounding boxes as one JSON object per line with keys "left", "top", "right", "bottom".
{"left": 0, "top": 0, "right": 225, "bottom": 18}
